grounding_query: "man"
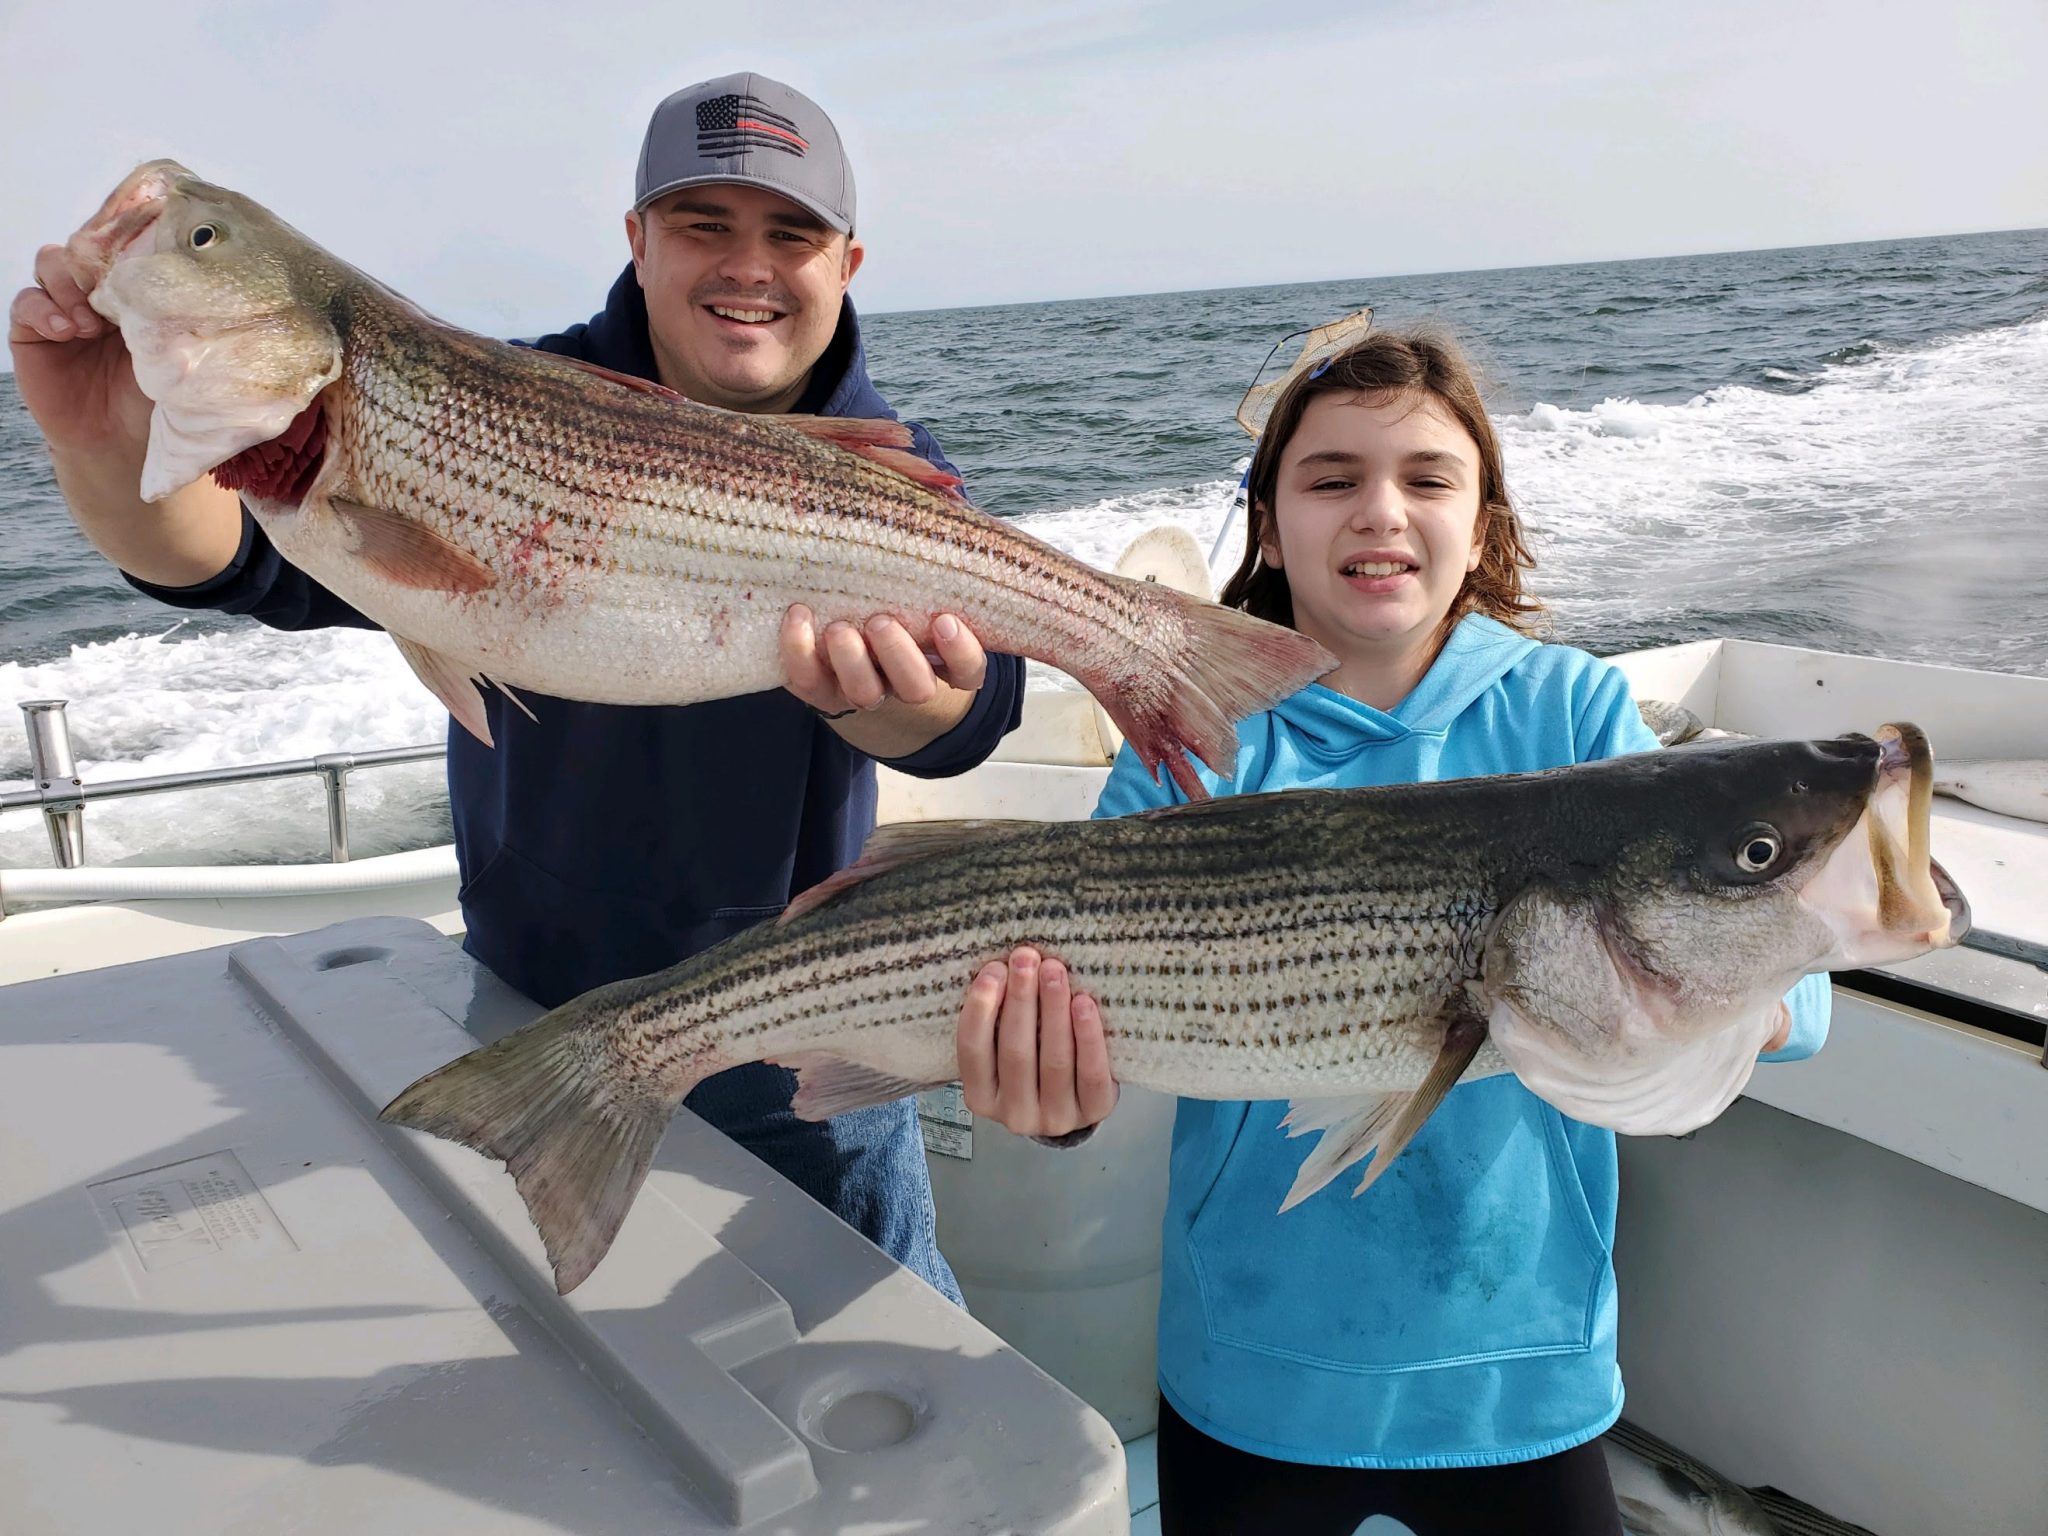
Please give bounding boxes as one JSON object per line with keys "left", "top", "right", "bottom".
{"left": 7, "top": 73, "right": 1024, "bottom": 1302}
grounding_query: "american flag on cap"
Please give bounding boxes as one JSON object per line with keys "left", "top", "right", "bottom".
{"left": 696, "top": 94, "right": 810, "bottom": 160}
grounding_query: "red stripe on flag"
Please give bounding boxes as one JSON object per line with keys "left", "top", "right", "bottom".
{"left": 736, "top": 119, "right": 809, "bottom": 150}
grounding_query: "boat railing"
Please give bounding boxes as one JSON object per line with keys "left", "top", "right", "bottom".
{"left": 3, "top": 699, "right": 444, "bottom": 869}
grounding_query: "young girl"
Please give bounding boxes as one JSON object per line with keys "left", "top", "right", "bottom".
{"left": 953, "top": 329, "right": 1830, "bottom": 1536}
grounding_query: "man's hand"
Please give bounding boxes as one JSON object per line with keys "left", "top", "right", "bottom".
{"left": 956, "top": 946, "right": 1120, "bottom": 1140}
{"left": 780, "top": 605, "right": 989, "bottom": 758}
{"left": 10, "top": 242, "right": 245, "bottom": 587}
{"left": 9, "top": 243, "right": 152, "bottom": 453}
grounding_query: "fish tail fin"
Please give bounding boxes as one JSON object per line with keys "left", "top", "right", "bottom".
{"left": 1091, "top": 585, "right": 1336, "bottom": 797}
{"left": 379, "top": 1005, "right": 674, "bottom": 1294}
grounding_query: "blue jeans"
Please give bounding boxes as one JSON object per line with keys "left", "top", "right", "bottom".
{"left": 685, "top": 1062, "right": 963, "bottom": 1304}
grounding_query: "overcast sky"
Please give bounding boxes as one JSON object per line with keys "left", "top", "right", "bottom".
{"left": 2, "top": 0, "right": 2043, "bottom": 337}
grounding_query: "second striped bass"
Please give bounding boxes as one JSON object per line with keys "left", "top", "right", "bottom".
{"left": 385, "top": 725, "right": 1968, "bottom": 1292}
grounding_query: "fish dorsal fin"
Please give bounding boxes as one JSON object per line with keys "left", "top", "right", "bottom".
{"left": 769, "top": 414, "right": 915, "bottom": 451}
{"left": 550, "top": 353, "right": 688, "bottom": 401}
{"left": 767, "top": 414, "right": 967, "bottom": 501}
{"left": 1132, "top": 785, "right": 1332, "bottom": 824}
{"left": 860, "top": 817, "right": 1043, "bottom": 862}
{"left": 779, "top": 818, "right": 1040, "bottom": 925}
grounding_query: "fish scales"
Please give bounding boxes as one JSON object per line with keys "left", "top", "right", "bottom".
{"left": 599, "top": 803, "right": 1500, "bottom": 1099}
{"left": 330, "top": 322, "right": 1156, "bottom": 684}
{"left": 341, "top": 314, "right": 1125, "bottom": 618}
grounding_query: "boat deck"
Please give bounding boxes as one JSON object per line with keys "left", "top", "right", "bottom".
{"left": 1127, "top": 1433, "right": 1161, "bottom": 1534}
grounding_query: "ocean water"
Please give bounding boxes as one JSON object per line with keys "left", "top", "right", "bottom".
{"left": 2, "top": 227, "right": 2044, "bottom": 865}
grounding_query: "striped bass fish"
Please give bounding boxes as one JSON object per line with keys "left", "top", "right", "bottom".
{"left": 64, "top": 161, "right": 1334, "bottom": 794}
{"left": 385, "top": 725, "right": 1968, "bottom": 1293}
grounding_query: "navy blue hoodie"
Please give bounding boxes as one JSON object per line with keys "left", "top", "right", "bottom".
{"left": 129, "top": 267, "right": 1026, "bottom": 1007}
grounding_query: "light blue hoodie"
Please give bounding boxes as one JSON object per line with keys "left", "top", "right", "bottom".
{"left": 1092, "top": 614, "right": 1830, "bottom": 1469}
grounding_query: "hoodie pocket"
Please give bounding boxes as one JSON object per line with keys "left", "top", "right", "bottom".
{"left": 1181, "top": 1081, "right": 1609, "bottom": 1373}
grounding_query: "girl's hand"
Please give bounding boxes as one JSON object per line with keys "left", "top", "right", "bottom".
{"left": 956, "top": 946, "right": 1119, "bottom": 1140}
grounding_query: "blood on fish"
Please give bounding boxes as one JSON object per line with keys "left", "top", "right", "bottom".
{"left": 212, "top": 399, "right": 328, "bottom": 504}
{"left": 508, "top": 514, "right": 557, "bottom": 573}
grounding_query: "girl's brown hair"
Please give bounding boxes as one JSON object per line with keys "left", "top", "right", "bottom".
{"left": 1218, "top": 327, "right": 1543, "bottom": 635}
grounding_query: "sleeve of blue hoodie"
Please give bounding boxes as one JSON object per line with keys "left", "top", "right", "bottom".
{"left": 1096, "top": 661, "right": 1830, "bottom": 1061}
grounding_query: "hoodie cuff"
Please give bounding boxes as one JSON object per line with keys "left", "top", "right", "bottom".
{"left": 875, "top": 652, "right": 1026, "bottom": 779}
{"left": 121, "top": 506, "right": 260, "bottom": 605}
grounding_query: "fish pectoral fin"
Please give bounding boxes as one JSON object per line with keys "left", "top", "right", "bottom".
{"left": 330, "top": 500, "right": 497, "bottom": 593}
{"left": 768, "top": 414, "right": 968, "bottom": 501}
{"left": 393, "top": 636, "right": 493, "bottom": 746}
{"left": 779, "top": 819, "right": 1041, "bottom": 924}
{"left": 1278, "top": 1008, "right": 1489, "bottom": 1213}
{"left": 778, "top": 1052, "right": 951, "bottom": 1121}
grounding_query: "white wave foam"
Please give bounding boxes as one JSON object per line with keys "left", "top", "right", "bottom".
{"left": 1502, "top": 318, "right": 2048, "bottom": 636}
{"left": 1010, "top": 466, "right": 1247, "bottom": 573}
{"left": 1010, "top": 468, "right": 1248, "bottom": 694}
{"left": 1, "top": 622, "right": 447, "bottom": 867}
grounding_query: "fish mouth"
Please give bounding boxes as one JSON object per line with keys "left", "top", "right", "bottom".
{"left": 1799, "top": 722, "right": 1970, "bottom": 965}
{"left": 65, "top": 159, "right": 184, "bottom": 293}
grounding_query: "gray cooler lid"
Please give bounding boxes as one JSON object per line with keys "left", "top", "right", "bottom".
{"left": 0, "top": 917, "right": 1127, "bottom": 1533}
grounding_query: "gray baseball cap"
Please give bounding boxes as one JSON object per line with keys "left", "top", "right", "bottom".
{"left": 634, "top": 73, "right": 856, "bottom": 234}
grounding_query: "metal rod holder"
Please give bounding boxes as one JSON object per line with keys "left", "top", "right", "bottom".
{"left": 314, "top": 755, "right": 351, "bottom": 863}
{"left": 21, "top": 700, "right": 84, "bottom": 869}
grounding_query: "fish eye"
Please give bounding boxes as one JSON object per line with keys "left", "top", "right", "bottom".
{"left": 190, "top": 224, "right": 220, "bottom": 249}
{"left": 1733, "top": 825, "right": 1783, "bottom": 873}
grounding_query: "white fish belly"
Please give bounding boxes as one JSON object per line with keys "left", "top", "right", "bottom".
{"left": 251, "top": 502, "right": 798, "bottom": 703}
